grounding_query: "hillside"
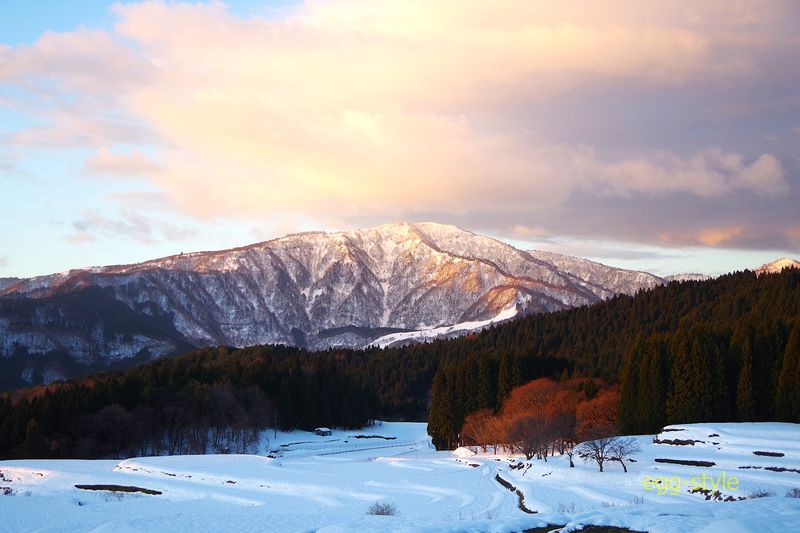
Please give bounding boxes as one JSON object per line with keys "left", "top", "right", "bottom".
{"left": 426, "top": 268, "right": 800, "bottom": 448}
{"left": 0, "top": 223, "right": 667, "bottom": 390}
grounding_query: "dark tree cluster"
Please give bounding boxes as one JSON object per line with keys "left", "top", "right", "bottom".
{"left": 0, "top": 345, "right": 375, "bottom": 459}
{"left": 428, "top": 269, "right": 800, "bottom": 448}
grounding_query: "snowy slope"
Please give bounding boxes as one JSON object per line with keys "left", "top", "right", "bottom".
{"left": 368, "top": 305, "right": 519, "bottom": 348}
{"left": 755, "top": 258, "right": 800, "bottom": 276}
{"left": 526, "top": 250, "right": 664, "bottom": 297}
{"left": 503, "top": 422, "right": 800, "bottom": 532}
{"left": 664, "top": 273, "right": 713, "bottom": 282}
{"left": 0, "top": 278, "right": 19, "bottom": 292}
{"left": 2, "top": 422, "right": 800, "bottom": 532}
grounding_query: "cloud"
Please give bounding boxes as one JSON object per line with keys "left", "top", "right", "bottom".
{"left": 0, "top": 29, "right": 152, "bottom": 148}
{"left": 66, "top": 210, "right": 198, "bottom": 245}
{"left": 0, "top": 155, "right": 15, "bottom": 176}
{"left": 1, "top": 0, "right": 799, "bottom": 252}
{"left": 82, "top": 148, "right": 160, "bottom": 178}
{"left": 0, "top": 30, "right": 146, "bottom": 92}
{"left": 0, "top": 256, "right": 7, "bottom": 268}
{"left": 595, "top": 150, "right": 786, "bottom": 198}
{"left": 661, "top": 225, "right": 747, "bottom": 247}
{"left": 511, "top": 225, "right": 549, "bottom": 238}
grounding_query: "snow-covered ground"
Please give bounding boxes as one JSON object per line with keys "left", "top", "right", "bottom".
{"left": 2, "top": 422, "right": 800, "bottom": 532}
{"left": 368, "top": 306, "right": 518, "bottom": 348}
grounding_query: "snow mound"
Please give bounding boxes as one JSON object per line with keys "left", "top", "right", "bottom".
{"left": 453, "top": 447, "right": 477, "bottom": 458}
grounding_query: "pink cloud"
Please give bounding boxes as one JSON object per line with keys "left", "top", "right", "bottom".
{"left": 0, "top": 0, "right": 796, "bottom": 251}
{"left": 82, "top": 148, "right": 160, "bottom": 178}
{"left": 66, "top": 210, "right": 198, "bottom": 245}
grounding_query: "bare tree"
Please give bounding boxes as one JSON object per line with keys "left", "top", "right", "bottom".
{"left": 506, "top": 415, "right": 555, "bottom": 461}
{"left": 576, "top": 436, "right": 617, "bottom": 472}
{"left": 609, "top": 437, "right": 641, "bottom": 473}
{"left": 94, "top": 404, "right": 132, "bottom": 458}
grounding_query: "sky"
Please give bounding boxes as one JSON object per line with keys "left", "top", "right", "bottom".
{"left": 1, "top": 0, "right": 799, "bottom": 278}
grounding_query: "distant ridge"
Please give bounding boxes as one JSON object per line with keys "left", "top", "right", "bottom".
{"left": 664, "top": 273, "right": 712, "bottom": 282}
{"left": 755, "top": 258, "right": 800, "bottom": 276}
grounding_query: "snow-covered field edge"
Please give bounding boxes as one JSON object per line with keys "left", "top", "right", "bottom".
{"left": 2, "top": 422, "right": 800, "bottom": 532}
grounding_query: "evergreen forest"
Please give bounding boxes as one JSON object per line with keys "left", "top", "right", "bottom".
{"left": 1, "top": 268, "right": 798, "bottom": 458}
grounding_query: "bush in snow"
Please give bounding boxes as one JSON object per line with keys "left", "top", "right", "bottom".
{"left": 747, "top": 489, "right": 774, "bottom": 499}
{"left": 367, "top": 501, "right": 397, "bottom": 516}
{"left": 785, "top": 488, "right": 800, "bottom": 498}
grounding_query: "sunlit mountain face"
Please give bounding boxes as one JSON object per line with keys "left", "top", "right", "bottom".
{"left": 0, "top": 222, "right": 674, "bottom": 389}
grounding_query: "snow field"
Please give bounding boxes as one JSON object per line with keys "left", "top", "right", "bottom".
{"left": 1, "top": 422, "right": 800, "bottom": 532}
{"left": 500, "top": 422, "right": 800, "bottom": 532}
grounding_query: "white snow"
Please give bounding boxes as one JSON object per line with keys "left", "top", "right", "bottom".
{"left": 755, "top": 258, "right": 800, "bottom": 276}
{"left": 2, "top": 422, "right": 800, "bottom": 531}
{"left": 367, "top": 305, "right": 519, "bottom": 348}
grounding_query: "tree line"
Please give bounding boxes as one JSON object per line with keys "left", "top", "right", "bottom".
{"left": 0, "top": 345, "right": 375, "bottom": 459}
{"left": 427, "top": 268, "right": 800, "bottom": 449}
{"left": 1, "top": 267, "right": 798, "bottom": 459}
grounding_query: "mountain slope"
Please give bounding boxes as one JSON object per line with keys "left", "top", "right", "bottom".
{"left": 663, "top": 273, "right": 712, "bottom": 282}
{"left": 756, "top": 257, "right": 800, "bottom": 276}
{"left": 0, "top": 222, "right": 669, "bottom": 388}
{"left": 525, "top": 250, "right": 663, "bottom": 296}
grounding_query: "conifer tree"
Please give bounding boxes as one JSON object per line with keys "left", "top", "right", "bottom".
{"left": 776, "top": 323, "right": 800, "bottom": 422}
{"left": 511, "top": 354, "right": 523, "bottom": 388}
{"left": 637, "top": 338, "right": 666, "bottom": 432}
{"left": 427, "top": 368, "right": 454, "bottom": 449}
{"left": 477, "top": 355, "right": 496, "bottom": 411}
{"left": 736, "top": 347, "right": 755, "bottom": 421}
{"left": 276, "top": 378, "right": 296, "bottom": 429}
{"left": 497, "top": 353, "right": 513, "bottom": 406}
{"left": 618, "top": 342, "right": 641, "bottom": 433}
{"left": 22, "top": 418, "right": 46, "bottom": 458}
{"left": 666, "top": 329, "right": 727, "bottom": 424}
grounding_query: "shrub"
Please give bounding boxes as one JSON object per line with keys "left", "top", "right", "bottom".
{"left": 786, "top": 488, "right": 800, "bottom": 498}
{"left": 753, "top": 451, "right": 785, "bottom": 457}
{"left": 367, "top": 501, "right": 397, "bottom": 516}
{"left": 74, "top": 484, "right": 161, "bottom": 495}
{"left": 652, "top": 438, "right": 703, "bottom": 446}
{"left": 654, "top": 458, "right": 715, "bottom": 467}
{"left": 557, "top": 501, "right": 576, "bottom": 513}
{"left": 747, "top": 489, "right": 774, "bottom": 499}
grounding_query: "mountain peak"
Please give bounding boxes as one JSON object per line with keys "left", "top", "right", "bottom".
{"left": 755, "top": 257, "right": 800, "bottom": 276}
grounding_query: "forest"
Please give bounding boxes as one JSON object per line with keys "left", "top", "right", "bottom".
{"left": 1, "top": 268, "right": 798, "bottom": 459}
{"left": 427, "top": 269, "right": 800, "bottom": 448}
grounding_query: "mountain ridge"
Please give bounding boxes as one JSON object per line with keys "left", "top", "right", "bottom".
{"left": 755, "top": 257, "right": 800, "bottom": 276}
{"left": 4, "top": 222, "right": 788, "bottom": 390}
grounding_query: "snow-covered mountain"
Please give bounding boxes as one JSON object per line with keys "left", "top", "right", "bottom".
{"left": 755, "top": 257, "right": 800, "bottom": 276}
{"left": 663, "top": 273, "right": 712, "bottom": 282}
{"left": 0, "top": 278, "right": 19, "bottom": 292}
{"left": 525, "top": 250, "right": 663, "bottom": 296}
{"left": 0, "top": 222, "right": 669, "bottom": 387}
